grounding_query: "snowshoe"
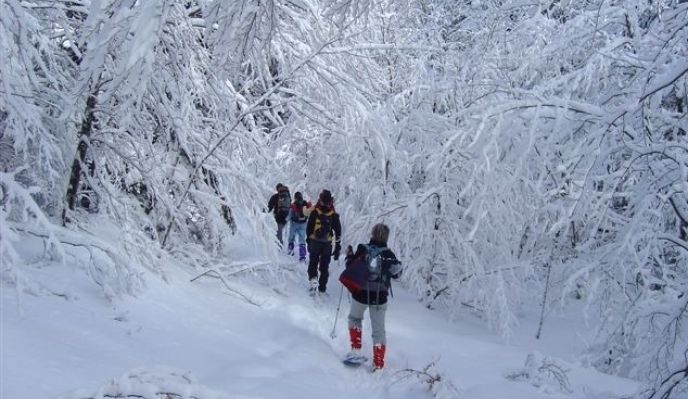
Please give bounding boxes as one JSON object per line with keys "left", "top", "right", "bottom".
{"left": 342, "top": 351, "right": 368, "bottom": 367}
{"left": 308, "top": 279, "right": 318, "bottom": 296}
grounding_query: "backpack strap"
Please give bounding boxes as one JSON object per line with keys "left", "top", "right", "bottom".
{"left": 366, "top": 244, "right": 388, "bottom": 257}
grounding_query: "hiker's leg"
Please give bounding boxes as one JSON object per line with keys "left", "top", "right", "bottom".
{"left": 295, "top": 223, "right": 306, "bottom": 244}
{"left": 348, "top": 299, "right": 366, "bottom": 351}
{"left": 369, "top": 303, "right": 388, "bottom": 346}
{"left": 287, "top": 223, "right": 296, "bottom": 255}
{"left": 276, "top": 222, "right": 286, "bottom": 246}
{"left": 296, "top": 223, "right": 307, "bottom": 260}
{"left": 348, "top": 298, "right": 366, "bottom": 330}
{"left": 317, "top": 242, "right": 333, "bottom": 292}
{"left": 307, "top": 241, "right": 321, "bottom": 281}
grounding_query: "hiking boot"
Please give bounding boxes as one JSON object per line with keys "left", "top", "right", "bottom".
{"left": 287, "top": 242, "right": 294, "bottom": 256}
{"left": 345, "top": 348, "right": 362, "bottom": 357}
{"left": 309, "top": 279, "right": 318, "bottom": 293}
{"left": 298, "top": 243, "right": 307, "bottom": 261}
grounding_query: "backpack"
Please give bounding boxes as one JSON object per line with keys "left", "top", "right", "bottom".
{"left": 277, "top": 189, "right": 291, "bottom": 214}
{"left": 312, "top": 209, "right": 333, "bottom": 241}
{"left": 339, "top": 244, "right": 388, "bottom": 294}
{"left": 291, "top": 201, "right": 307, "bottom": 223}
{"left": 365, "top": 245, "right": 387, "bottom": 282}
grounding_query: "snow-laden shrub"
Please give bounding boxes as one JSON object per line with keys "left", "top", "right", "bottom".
{"left": 59, "top": 367, "right": 238, "bottom": 399}
{"left": 506, "top": 352, "right": 573, "bottom": 394}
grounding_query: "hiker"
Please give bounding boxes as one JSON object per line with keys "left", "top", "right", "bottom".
{"left": 344, "top": 223, "right": 402, "bottom": 370}
{"left": 287, "top": 192, "right": 312, "bottom": 261}
{"left": 306, "top": 189, "right": 341, "bottom": 294}
{"left": 267, "top": 183, "right": 291, "bottom": 246}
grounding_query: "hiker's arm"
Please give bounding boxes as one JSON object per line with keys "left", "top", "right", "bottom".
{"left": 389, "top": 260, "right": 402, "bottom": 279}
{"left": 267, "top": 194, "right": 276, "bottom": 212}
{"left": 344, "top": 245, "right": 354, "bottom": 262}
{"left": 385, "top": 250, "right": 402, "bottom": 279}
{"left": 333, "top": 214, "right": 342, "bottom": 242}
{"left": 331, "top": 214, "right": 343, "bottom": 259}
{"left": 306, "top": 211, "right": 316, "bottom": 238}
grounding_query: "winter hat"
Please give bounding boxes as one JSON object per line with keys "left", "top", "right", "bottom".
{"left": 276, "top": 183, "right": 284, "bottom": 190}
{"left": 319, "top": 189, "right": 333, "bottom": 205}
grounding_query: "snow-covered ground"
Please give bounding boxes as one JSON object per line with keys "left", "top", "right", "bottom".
{"left": 1, "top": 232, "right": 639, "bottom": 399}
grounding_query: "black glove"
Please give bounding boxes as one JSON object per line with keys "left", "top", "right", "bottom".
{"left": 345, "top": 245, "right": 354, "bottom": 258}
{"left": 333, "top": 241, "right": 341, "bottom": 260}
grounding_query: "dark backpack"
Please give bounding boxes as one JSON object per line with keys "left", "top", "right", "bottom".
{"left": 339, "top": 244, "right": 388, "bottom": 294}
{"left": 277, "top": 190, "right": 291, "bottom": 213}
{"left": 291, "top": 201, "right": 307, "bottom": 222}
{"left": 313, "top": 209, "right": 333, "bottom": 241}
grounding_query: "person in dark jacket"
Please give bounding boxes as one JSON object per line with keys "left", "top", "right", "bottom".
{"left": 345, "top": 223, "right": 402, "bottom": 370}
{"left": 267, "top": 183, "right": 291, "bottom": 246}
{"left": 306, "top": 189, "right": 341, "bottom": 293}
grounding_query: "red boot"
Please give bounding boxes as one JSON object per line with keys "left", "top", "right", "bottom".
{"left": 349, "top": 327, "right": 362, "bottom": 351}
{"left": 373, "top": 344, "right": 386, "bottom": 370}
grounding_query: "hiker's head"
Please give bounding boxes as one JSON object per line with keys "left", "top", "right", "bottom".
{"left": 294, "top": 191, "right": 303, "bottom": 201}
{"left": 319, "top": 189, "right": 333, "bottom": 206}
{"left": 276, "top": 183, "right": 284, "bottom": 191}
{"left": 371, "top": 223, "right": 390, "bottom": 244}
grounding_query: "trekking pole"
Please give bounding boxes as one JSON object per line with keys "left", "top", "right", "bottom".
{"left": 330, "top": 282, "right": 344, "bottom": 339}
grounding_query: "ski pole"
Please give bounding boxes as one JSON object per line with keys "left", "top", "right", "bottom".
{"left": 330, "top": 282, "right": 344, "bottom": 339}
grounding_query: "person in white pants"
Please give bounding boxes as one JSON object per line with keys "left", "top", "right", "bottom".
{"left": 345, "top": 223, "right": 402, "bottom": 370}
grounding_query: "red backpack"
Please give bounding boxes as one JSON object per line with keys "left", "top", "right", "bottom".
{"left": 290, "top": 201, "right": 309, "bottom": 223}
{"left": 339, "top": 245, "right": 388, "bottom": 294}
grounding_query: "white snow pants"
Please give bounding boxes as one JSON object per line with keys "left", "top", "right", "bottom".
{"left": 348, "top": 298, "right": 388, "bottom": 346}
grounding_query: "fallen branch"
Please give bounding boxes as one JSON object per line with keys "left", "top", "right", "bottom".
{"left": 189, "top": 268, "right": 261, "bottom": 307}
{"left": 393, "top": 360, "right": 460, "bottom": 398}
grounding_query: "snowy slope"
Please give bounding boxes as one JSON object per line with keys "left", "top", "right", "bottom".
{"left": 1, "top": 234, "right": 639, "bottom": 399}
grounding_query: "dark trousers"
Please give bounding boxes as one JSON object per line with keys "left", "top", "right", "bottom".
{"left": 276, "top": 222, "right": 286, "bottom": 246}
{"left": 308, "top": 241, "right": 333, "bottom": 291}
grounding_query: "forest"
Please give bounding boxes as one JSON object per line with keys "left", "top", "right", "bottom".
{"left": 1, "top": 1, "right": 686, "bottom": 398}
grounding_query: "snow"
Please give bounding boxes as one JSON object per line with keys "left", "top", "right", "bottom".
{"left": 1, "top": 233, "right": 639, "bottom": 399}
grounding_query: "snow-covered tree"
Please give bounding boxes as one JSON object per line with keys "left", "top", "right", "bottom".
{"left": 1, "top": 0, "right": 686, "bottom": 395}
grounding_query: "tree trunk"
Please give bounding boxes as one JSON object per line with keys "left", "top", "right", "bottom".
{"left": 62, "top": 93, "right": 96, "bottom": 224}
{"left": 201, "top": 166, "right": 237, "bottom": 232}
{"left": 536, "top": 261, "right": 552, "bottom": 340}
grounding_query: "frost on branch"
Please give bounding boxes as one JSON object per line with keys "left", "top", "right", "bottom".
{"left": 505, "top": 352, "right": 574, "bottom": 394}
{"left": 394, "top": 360, "right": 461, "bottom": 399}
{"left": 60, "top": 367, "right": 242, "bottom": 399}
